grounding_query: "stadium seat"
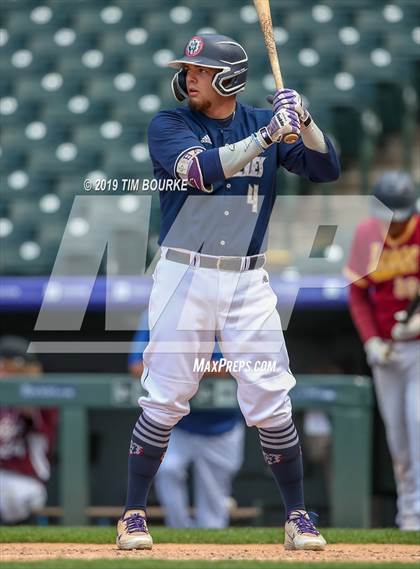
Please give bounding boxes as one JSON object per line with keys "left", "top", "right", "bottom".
{"left": 283, "top": 6, "right": 351, "bottom": 35}
{"left": 0, "top": 144, "right": 27, "bottom": 171}
{"left": 1, "top": 241, "right": 57, "bottom": 275}
{"left": 0, "top": 28, "right": 29, "bottom": 56}
{"left": 0, "top": 97, "right": 40, "bottom": 126}
{"left": 142, "top": 11, "right": 205, "bottom": 38}
{"left": 212, "top": 10, "right": 259, "bottom": 38}
{"left": 29, "top": 31, "right": 98, "bottom": 60}
{"left": 103, "top": 149, "right": 152, "bottom": 181}
{"left": 28, "top": 144, "right": 100, "bottom": 176}
{"left": 14, "top": 75, "right": 86, "bottom": 114}
{"left": 312, "top": 28, "right": 381, "bottom": 58}
{"left": 41, "top": 97, "right": 109, "bottom": 125}
{"left": 76, "top": 8, "right": 134, "bottom": 34}
{"left": 72, "top": 124, "right": 143, "bottom": 160}
{"left": 5, "top": 7, "right": 71, "bottom": 37}
{"left": 37, "top": 218, "right": 68, "bottom": 248}
{"left": 0, "top": 47, "right": 53, "bottom": 75}
{"left": 10, "top": 197, "right": 42, "bottom": 226}
{"left": 85, "top": 73, "right": 155, "bottom": 104}
{"left": 344, "top": 52, "right": 414, "bottom": 85}
{"left": 356, "top": 5, "right": 420, "bottom": 34}
{"left": 386, "top": 30, "right": 420, "bottom": 60}
{"left": 100, "top": 30, "right": 150, "bottom": 57}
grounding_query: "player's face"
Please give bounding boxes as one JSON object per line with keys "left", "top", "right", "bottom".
{"left": 388, "top": 218, "right": 412, "bottom": 238}
{"left": 184, "top": 64, "right": 223, "bottom": 113}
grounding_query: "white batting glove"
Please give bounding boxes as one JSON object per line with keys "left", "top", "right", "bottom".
{"left": 391, "top": 312, "right": 420, "bottom": 341}
{"left": 364, "top": 337, "right": 399, "bottom": 366}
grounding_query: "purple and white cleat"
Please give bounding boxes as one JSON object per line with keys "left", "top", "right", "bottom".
{"left": 284, "top": 510, "right": 326, "bottom": 550}
{"left": 116, "top": 510, "right": 153, "bottom": 550}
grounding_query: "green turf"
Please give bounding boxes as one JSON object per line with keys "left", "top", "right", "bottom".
{"left": 0, "top": 526, "right": 419, "bottom": 545}
{"left": 0, "top": 562, "right": 418, "bottom": 569}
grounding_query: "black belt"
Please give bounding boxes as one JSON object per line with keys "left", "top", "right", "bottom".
{"left": 165, "top": 249, "right": 265, "bottom": 271}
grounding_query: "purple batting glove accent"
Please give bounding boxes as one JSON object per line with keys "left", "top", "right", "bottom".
{"left": 186, "top": 155, "right": 213, "bottom": 192}
{"left": 187, "top": 155, "right": 205, "bottom": 191}
{"left": 272, "top": 88, "right": 300, "bottom": 112}
{"left": 267, "top": 108, "right": 300, "bottom": 142}
{"left": 270, "top": 88, "right": 308, "bottom": 123}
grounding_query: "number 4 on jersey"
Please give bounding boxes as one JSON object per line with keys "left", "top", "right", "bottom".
{"left": 247, "top": 184, "right": 259, "bottom": 213}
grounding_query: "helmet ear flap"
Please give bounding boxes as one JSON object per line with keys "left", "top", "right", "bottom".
{"left": 171, "top": 69, "right": 188, "bottom": 102}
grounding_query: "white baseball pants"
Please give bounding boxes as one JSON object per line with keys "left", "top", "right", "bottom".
{"left": 372, "top": 340, "right": 420, "bottom": 530}
{"left": 140, "top": 252, "right": 296, "bottom": 429}
{"left": 0, "top": 469, "right": 46, "bottom": 523}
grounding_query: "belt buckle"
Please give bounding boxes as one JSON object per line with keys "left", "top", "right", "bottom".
{"left": 216, "top": 256, "right": 230, "bottom": 270}
{"left": 217, "top": 256, "right": 241, "bottom": 271}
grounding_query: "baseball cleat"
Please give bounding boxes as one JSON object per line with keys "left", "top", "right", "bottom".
{"left": 116, "top": 511, "right": 153, "bottom": 550}
{"left": 284, "top": 510, "right": 326, "bottom": 551}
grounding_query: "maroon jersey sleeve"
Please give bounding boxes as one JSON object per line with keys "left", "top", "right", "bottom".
{"left": 32, "top": 409, "right": 58, "bottom": 446}
{"left": 344, "top": 219, "right": 383, "bottom": 342}
{"left": 348, "top": 283, "right": 380, "bottom": 343}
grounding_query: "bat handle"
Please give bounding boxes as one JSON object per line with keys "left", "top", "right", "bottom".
{"left": 283, "top": 133, "right": 299, "bottom": 144}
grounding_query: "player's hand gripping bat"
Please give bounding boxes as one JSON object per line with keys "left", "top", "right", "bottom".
{"left": 253, "top": 0, "right": 299, "bottom": 144}
{"left": 379, "top": 285, "right": 420, "bottom": 364}
{"left": 391, "top": 290, "right": 420, "bottom": 342}
{"left": 399, "top": 290, "right": 420, "bottom": 324}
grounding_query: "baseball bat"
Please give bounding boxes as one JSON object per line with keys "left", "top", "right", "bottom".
{"left": 399, "top": 290, "right": 420, "bottom": 324}
{"left": 253, "top": 0, "right": 299, "bottom": 144}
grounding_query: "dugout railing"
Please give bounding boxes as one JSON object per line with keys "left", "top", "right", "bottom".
{"left": 0, "top": 374, "right": 373, "bottom": 527}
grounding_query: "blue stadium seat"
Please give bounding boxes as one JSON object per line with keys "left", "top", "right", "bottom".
{"left": 356, "top": 5, "right": 420, "bottom": 34}
{"left": 5, "top": 6, "right": 71, "bottom": 36}
{"left": 75, "top": 8, "right": 134, "bottom": 34}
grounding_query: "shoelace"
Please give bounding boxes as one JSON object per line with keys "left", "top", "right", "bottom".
{"left": 289, "top": 511, "right": 319, "bottom": 535}
{"left": 124, "top": 513, "right": 147, "bottom": 534}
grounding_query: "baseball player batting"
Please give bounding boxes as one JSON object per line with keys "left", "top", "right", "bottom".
{"left": 345, "top": 171, "right": 420, "bottom": 531}
{"left": 117, "top": 33, "right": 340, "bottom": 550}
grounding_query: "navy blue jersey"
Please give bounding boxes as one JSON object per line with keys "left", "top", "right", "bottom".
{"left": 148, "top": 101, "right": 340, "bottom": 256}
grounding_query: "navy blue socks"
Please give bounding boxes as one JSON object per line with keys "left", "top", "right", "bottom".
{"left": 125, "top": 412, "right": 172, "bottom": 512}
{"left": 258, "top": 419, "right": 305, "bottom": 515}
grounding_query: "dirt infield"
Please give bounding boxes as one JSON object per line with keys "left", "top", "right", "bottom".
{"left": 1, "top": 543, "right": 419, "bottom": 563}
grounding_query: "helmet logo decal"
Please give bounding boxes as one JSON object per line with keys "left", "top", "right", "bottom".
{"left": 185, "top": 36, "right": 204, "bottom": 57}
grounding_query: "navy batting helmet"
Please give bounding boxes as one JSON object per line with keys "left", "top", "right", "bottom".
{"left": 371, "top": 171, "right": 417, "bottom": 222}
{"left": 168, "top": 33, "right": 248, "bottom": 101}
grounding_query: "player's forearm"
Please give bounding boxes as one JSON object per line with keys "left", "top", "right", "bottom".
{"left": 198, "top": 134, "right": 264, "bottom": 184}
{"left": 188, "top": 115, "right": 298, "bottom": 189}
{"left": 300, "top": 117, "right": 327, "bottom": 153}
{"left": 348, "top": 283, "right": 380, "bottom": 343}
{"left": 207, "top": 112, "right": 300, "bottom": 180}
